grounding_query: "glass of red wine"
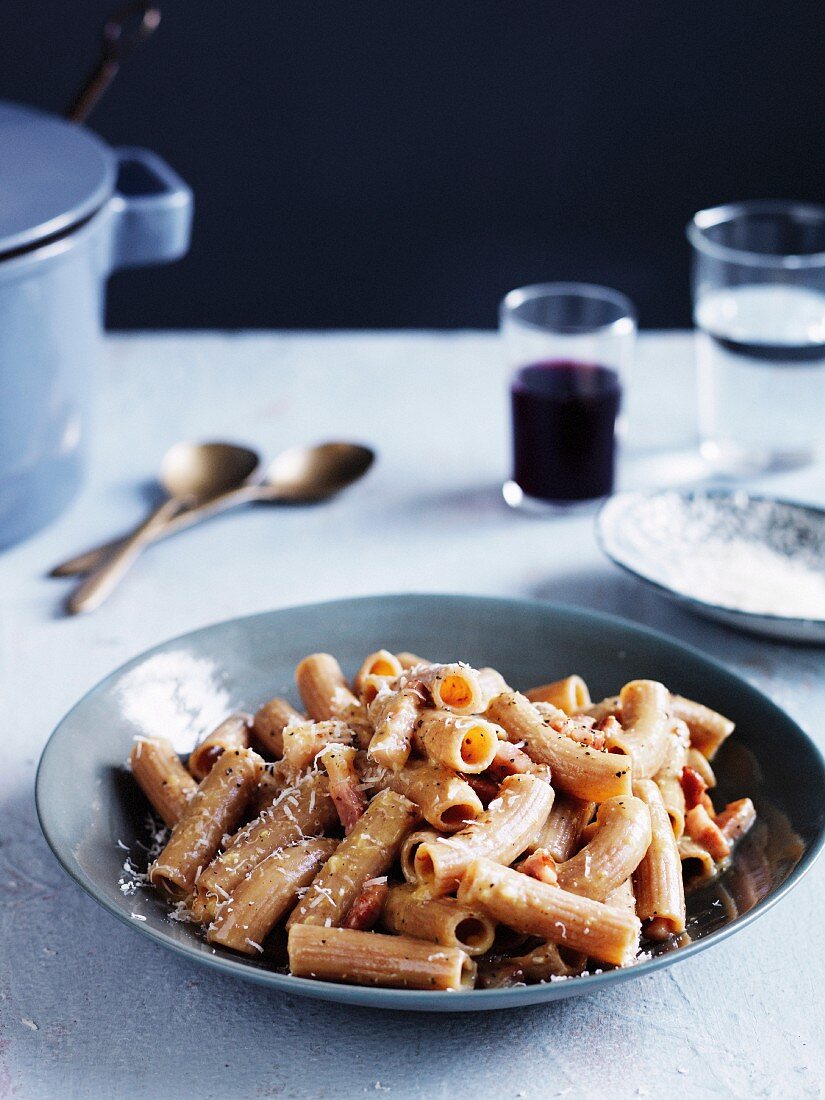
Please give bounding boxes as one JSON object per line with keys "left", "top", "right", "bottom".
{"left": 500, "top": 283, "right": 636, "bottom": 511}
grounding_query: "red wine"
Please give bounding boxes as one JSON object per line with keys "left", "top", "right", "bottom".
{"left": 510, "top": 360, "right": 621, "bottom": 502}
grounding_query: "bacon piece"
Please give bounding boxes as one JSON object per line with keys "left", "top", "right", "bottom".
{"left": 587, "top": 715, "right": 616, "bottom": 750}
{"left": 490, "top": 741, "right": 533, "bottom": 775}
{"left": 575, "top": 714, "right": 597, "bottom": 728}
{"left": 487, "top": 741, "right": 554, "bottom": 787}
{"left": 680, "top": 765, "right": 708, "bottom": 811}
{"left": 715, "top": 797, "right": 756, "bottom": 842}
{"left": 321, "top": 744, "right": 367, "bottom": 834}
{"left": 518, "top": 847, "right": 558, "bottom": 886}
{"left": 342, "top": 881, "right": 389, "bottom": 931}
{"left": 685, "top": 804, "right": 731, "bottom": 862}
{"left": 329, "top": 775, "right": 367, "bottom": 834}
{"left": 563, "top": 725, "right": 607, "bottom": 751}
{"left": 536, "top": 703, "right": 608, "bottom": 750}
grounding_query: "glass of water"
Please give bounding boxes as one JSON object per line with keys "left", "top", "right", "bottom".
{"left": 688, "top": 201, "right": 825, "bottom": 475}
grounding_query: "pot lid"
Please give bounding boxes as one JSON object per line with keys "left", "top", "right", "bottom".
{"left": 0, "top": 101, "right": 115, "bottom": 257}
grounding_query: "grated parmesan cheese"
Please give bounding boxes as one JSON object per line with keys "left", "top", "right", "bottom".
{"left": 607, "top": 490, "right": 825, "bottom": 619}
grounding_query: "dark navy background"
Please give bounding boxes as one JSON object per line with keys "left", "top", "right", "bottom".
{"left": 2, "top": 1, "right": 822, "bottom": 329}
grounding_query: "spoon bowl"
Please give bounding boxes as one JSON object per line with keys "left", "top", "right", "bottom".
{"left": 160, "top": 441, "right": 261, "bottom": 500}
{"left": 50, "top": 440, "right": 374, "bottom": 580}
{"left": 263, "top": 442, "right": 375, "bottom": 502}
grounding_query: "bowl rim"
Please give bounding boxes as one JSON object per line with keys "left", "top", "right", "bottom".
{"left": 596, "top": 489, "right": 825, "bottom": 631}
{"left": 35, "top": 592, "right": 825, "bottom": 1010}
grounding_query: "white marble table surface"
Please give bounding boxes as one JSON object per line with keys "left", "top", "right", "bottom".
{"left": 1, "top": 331, "right": 823, "bottom": 1100}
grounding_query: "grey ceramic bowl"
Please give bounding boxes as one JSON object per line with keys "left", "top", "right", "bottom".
{"left": 597, "top": 490, "right": 825, "bottom": 644}
{"left": 36, "top": 594, "right": 825, "bottom": 1012}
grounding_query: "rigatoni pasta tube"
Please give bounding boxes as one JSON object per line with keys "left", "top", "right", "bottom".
{"left": 525, "top": 675, "right": 591, "bottom": 714}
{"left": 287, "top": 925, "right": 476, "bottom": 990}
{"left": 652, "top": 718, "right": 689, "bottom": 838}
{"left": 677, "top": 835, "right": 716, "bottom": 883}
{"left": 414, "top": 774, "right": 555, "bottom": 894}
{"left": 281, "top": 719, "right": 352, "bottom": 772}
{"left": 295, "top": 653, "right": 358, "bottom": 720}
{"left": 578, "top": 820, "right": 599, "bottom": 846}
{"left": 487, "top": 692, "right": 631, "bottom": 802}
{"left": 583, "top": 695, "right": 620, "bottom": 722}
{"left": 193, "top": 770, "right": 336, "bottom": 921}
{"left": 251, "top": 759, "right": 291, "bottom": 815}
{"left": 686, "top": 747, "right": 717, "bottom": 789}
{"left": 420, "top": 663, "right": 485, "bottom": 716}
{"left": 368, "top": 686, "right": 423, "bottom": 771}
{"left": 381, "top": 884, "right": 496, "bottom": 956}
{"left": 130, "top": 736, "right": 196, "bottom": 828}
{"left": 477, "top": 667, "right": 511, "bottom": 702}
{"left": 604, "top": 876, "right": 636, "bottom": 914}
{"left": 556, "top": 795, "right": 651, "bottom": 901}
{"left": 188, "top": 714, "right": 251, "bottom": 781}
{"left": 584, "top": 692, "right": 731, "bottom": 765}
{"left": 388, "top": 758, "right": 483, "bottom": 831}
{"left": 336, "top": 701, "right": 374, "bottom": 751}
{"left": 459, "top": 858, "right": 641, "bottom": 967}
{"left": 208, "top": 838, "right": 339, "bottom": 954}
{"left": 353, "top": 649, "right": 403, "bottom": 696}
{"left": 670, "top": 695, "right": 734, "bottom": 760}
{"left": 400, "top": 827, "right": 441, "bottom": 883}
{"left": 149, "top": 747, "right": 263, "bottom": 898}
{"left": 251, "top": 697, "right": 304, "bottom": 758}
{"left": 605, "top": 680, "right": 670, "bottom": 780}
{"left": 531, "top": 794, "right": 594, "bottom": 861}
{"left": 358, "top": 674, "right": 392, "bottom": 707}
{"left": 396, "top": 651, "right": 428, "bottom": 669}
{"left": 412, "top": 709, "right": 500, "bottom": 774}
{"left": 632, "top": 779, "right": 686, "bottom": 939}
{"left": 287, "top": 790, "right": 421, "bottom": 928}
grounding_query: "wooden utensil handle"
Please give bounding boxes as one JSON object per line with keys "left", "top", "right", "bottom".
{"left": 53, "top": 483, "right": 262, "bottom": 578}
{"left": 66, "top": 497, "right": 185, "bottom": 614}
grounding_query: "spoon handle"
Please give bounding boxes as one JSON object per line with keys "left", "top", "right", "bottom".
{"left": 53, "top": 483, "right": 264, "bottom": 578}
{"left": 66, "top": 497, "right": 187, "bottom": 614}
{"left": 51, "top": 537, "right": 130, "bottom": 577}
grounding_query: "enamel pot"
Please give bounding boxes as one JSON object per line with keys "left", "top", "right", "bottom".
{"left": 0, "top": 102, "right": 193, "bottom": 547}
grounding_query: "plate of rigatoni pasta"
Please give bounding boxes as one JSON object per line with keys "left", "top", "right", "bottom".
{"left": 36, "top": 594, "right": 825, "bottom": 1010}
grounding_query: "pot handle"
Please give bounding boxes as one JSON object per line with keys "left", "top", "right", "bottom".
{"left": 106, "top": 146, "right": 193, "bottom": 273}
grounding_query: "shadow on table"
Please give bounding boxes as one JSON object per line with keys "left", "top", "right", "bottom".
{"left": 529, "top": 566, "right": 644, "bottom": 620}
{"left": 532, "top": 566, "right": 748, "bottom": 645}
{"left": 380, "top": 483, "right": 507, "bottom": 526}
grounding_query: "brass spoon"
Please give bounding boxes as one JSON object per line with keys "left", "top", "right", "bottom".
{"left": 56, "top": 441, "right": 375, "bottom": 581}
{"left": 65, "top": 441, "right": 261, "bottom": 613}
